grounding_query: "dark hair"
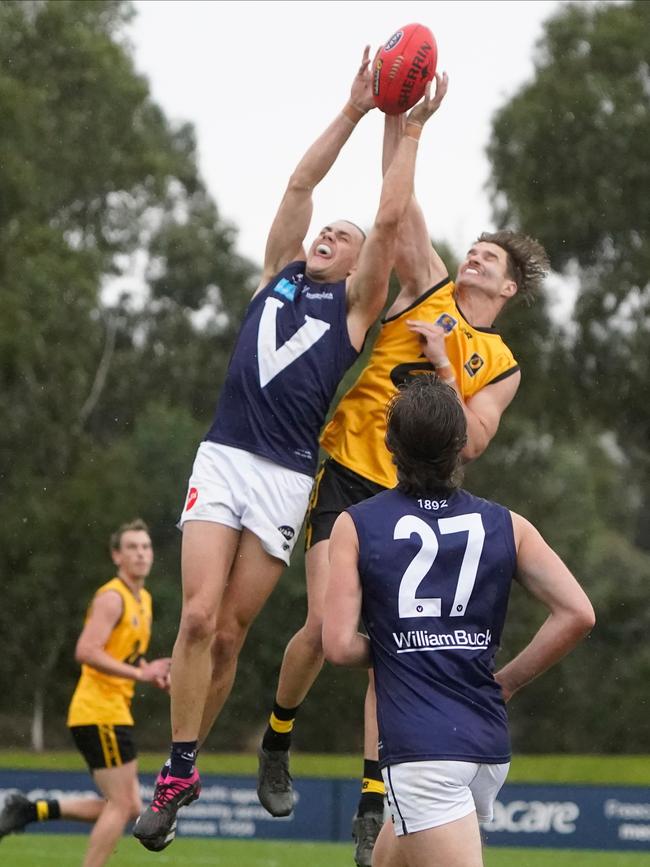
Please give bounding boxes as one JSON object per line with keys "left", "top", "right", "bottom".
{"left": 477, "top": 230, "right": 549, "bottom": 303}
{"left": 110, "top": 519, "right": 150, "bottom": 552}
{"left": 385, "top": 375, "right": 467, "bottom": 497}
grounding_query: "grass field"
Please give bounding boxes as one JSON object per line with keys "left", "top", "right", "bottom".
{"left": 2, "top": 750, "right": 649, "bottom": 784}
{"left": 0, "top": 836, "right": 648, "bottom": 867}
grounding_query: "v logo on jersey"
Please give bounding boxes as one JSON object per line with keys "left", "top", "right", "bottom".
{"left": 257, "top": 297, "right": 331, "bottom": 387}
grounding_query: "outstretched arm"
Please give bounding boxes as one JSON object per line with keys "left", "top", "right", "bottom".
{"left": 381, "top": 73, "right": 449, "bottom": 300}
{"left": 258, "top": 47, "right": 375, "bottom": 292}
{"left": 346, "top": 78, "right": 446, "bottom": 348}
{"left": 494, "top": 513, "right": 595, "bottom": 702}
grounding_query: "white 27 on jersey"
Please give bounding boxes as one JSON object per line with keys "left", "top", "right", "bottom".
{"left": 395, "top": 513, "right": 486, "bottom": 619}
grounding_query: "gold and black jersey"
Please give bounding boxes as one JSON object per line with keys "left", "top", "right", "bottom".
{"left": 67, "top": 577, "right": 152, "bottom": 727}
{"left": 320, "top": 279, "right": 519, "bottom": 489}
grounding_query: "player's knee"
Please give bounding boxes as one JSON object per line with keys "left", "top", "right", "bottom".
{"left": 179, "top": 605, "right": 215, "bottom": 645}
{"left": 299, "top": 616, "right": 325, "bottom": 654}
{"left": 211, "top": 626, "right": 244, "bottom": 668}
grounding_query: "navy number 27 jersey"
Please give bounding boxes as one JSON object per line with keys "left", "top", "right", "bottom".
{"left": 206, "top": 261, "right": 359, "bottom": 477}
{"left": 347, "top": 487, "right": 517, "bottom": 767}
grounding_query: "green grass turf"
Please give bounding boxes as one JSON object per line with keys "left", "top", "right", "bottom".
{"left": 1, "top": 751, "right": 649, "bottom": 784}
{"left": 0, "top": 836, "right": 647, "bottom": 867}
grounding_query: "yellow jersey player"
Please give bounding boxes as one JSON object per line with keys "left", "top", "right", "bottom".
{"left": 257, "top": 107, "right": 550, "bottom": 867}
{"left": 0, "top": 520, "right": 170, "bottom": 867}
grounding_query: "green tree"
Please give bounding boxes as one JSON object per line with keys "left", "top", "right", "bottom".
{"left": 487, "top": 0, "right": 650, "bottom": 543}
{"left": 0, "top": 0, "right": 255, "bottom": 748}
{"left": 477, "top": 0, "right": 650, "bottom": 750}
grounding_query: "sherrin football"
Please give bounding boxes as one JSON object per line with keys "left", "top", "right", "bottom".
{"left": 372, "top": 23, "right": 437, "bottom": 115}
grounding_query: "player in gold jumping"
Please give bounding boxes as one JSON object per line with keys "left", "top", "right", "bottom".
{"left": 257, "top": 105, "right": 550, "bottom": 867}
{"left": 0, "top": 520, "right": 170, "bottom": 867}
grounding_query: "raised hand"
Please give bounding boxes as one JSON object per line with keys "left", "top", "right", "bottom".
{"left": 406, "top": 71, "right": 449, "bottom": 128}
{"left": 349, "top": 45, "right": 375, "bottom": 114}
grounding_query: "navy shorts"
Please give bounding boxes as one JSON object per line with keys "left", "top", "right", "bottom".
{"left": 305, "top": 458, "right": 386, "bottom": 549}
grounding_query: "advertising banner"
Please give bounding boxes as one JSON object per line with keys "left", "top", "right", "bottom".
{"left": 1, "top": 769, "right": 648, "bottom": 851}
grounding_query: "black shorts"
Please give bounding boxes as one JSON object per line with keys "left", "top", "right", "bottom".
{"left": 70, "top": 724, "right": 137, "bottom": 770}
{"left": 305, "top": 458, "right": 387, "bottom": 549}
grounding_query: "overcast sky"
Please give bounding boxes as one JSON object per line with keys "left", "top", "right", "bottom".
{"left": 130, "top": 0, "right": 563, "bottom": 269}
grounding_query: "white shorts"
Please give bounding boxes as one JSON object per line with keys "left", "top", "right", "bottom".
{"left": 383, "top": 760, "right": 510, "bottom": 836}
{"left": 179, "top": 441, "right": 313, "bottom": 565}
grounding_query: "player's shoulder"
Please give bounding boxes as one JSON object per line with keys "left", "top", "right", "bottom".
{"left": 384, "top": 276, "right": 453, "bottom": 323}
{"left": 454, "top": 488, "right": 513, "bottom": 521}
{"left": 90, "top": 578, "right": 126, "bottom": 616}
{"left": 95, "top": 576, "right": 124, "bottom": 597}
{"left": 348, "top": 487, "right": 397, "bottom": 516}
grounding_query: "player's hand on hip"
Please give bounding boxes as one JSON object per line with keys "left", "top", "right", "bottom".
{"left": 406, "top": 72, "right": 449, "bottom": 127}
{"left": 406, "top": 320, "right": 449, "bottom": 367}
{"left": 349, "top": 45, "right": 375, "bottom": 114}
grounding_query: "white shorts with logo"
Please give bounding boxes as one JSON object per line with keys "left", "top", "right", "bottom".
{"left": 383, "top": 760, "right": 510, "bottom": 836}
{"left": 179, "top": 441, "right": 313, "bottom": 565}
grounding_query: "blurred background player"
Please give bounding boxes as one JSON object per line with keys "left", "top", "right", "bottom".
{"left": 134, "top": 51, "right": 445, "bottom": 854}
{"left": 257, "top": 81, "right": 549, "bottom": 865}
{"left": 323, "top": 374, "right": 595, "bottom": 867}
{"left": 0, "top": 519, "right": 170, "bottom": 867}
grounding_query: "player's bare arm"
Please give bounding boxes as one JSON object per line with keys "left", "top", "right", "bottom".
{"left": 405, "top": 318, "right": 521, "bottom": 459}
{"left": 383, "top": 73, "right": 450, "bottom": 304}
{"left": 346, "top": 83, "right": 443, "bottom": 348}
{"left": 322, "top": 512, "right": 371, "bottom": 668}
{"left": 494, "top": 513, "right": 596, "bottom": 702}
{"left": 258, "top": 46, "right": 375, "bottom": 291}
{"left": 75, "top": 591, "right": 170, "bottom": 685}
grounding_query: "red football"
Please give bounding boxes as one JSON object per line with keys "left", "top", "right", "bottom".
{"left": 372, "top": 23, "right": 437, "bottom": 115}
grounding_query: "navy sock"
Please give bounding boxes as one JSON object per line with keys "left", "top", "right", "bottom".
{"left": 357, "top": 759, "right": 385, "bottom": 815}
{"left": 169, "top": 740, "right": 198, "bottom": 778}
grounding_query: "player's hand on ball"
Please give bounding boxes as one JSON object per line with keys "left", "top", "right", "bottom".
{"left": 407, "top": 72, "right": 449, "bottom": 127}
{"left": 349, "top": 45, "right": 375, "bottom": 115}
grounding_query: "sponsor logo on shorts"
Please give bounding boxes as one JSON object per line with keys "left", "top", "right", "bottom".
{"left": 278, "top": 525, "right": 295, "bottom": 552}
{"left": 435, "top": 313, "right": 457, "bottom": 333}
{"left": 464, "top": 352, "right": 485, "bottom": 377}
{"left": 393, "top": 629, "right": 492, "bottom": 653}
{"left": 278, "top": 525, "right": 295, "bottom": 541}
{"left": 185, "top": 487, "right": 198, "bottom": 511}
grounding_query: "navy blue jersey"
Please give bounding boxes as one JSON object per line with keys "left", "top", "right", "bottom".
{"left": 206, "top": 262, "right": 359, "bottom": 476}
{"left": 347, "top": 487, "right": 516, "bottom": 767}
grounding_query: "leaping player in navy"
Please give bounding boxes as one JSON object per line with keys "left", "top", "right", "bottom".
{"left": 323, "top": 374, "right": 594, "bottom": 867}
{"left": 134, "top": 49, "right": 449, "bottom": 852}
